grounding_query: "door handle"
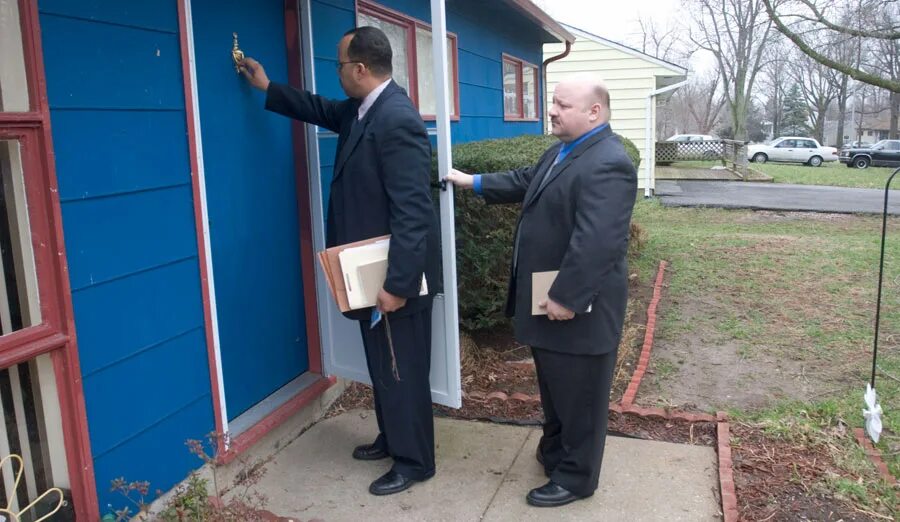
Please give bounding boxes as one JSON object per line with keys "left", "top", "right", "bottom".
{"left": 232, "top": 32, "right": 244, "bottom": 73}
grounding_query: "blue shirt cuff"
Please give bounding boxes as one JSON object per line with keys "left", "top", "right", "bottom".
{"left": 473, "top": 174, "right": 483, "bottom": 195}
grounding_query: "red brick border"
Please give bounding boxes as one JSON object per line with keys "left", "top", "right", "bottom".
{"left": 622, "top": 260, "right": 668, "bottom": 407}
{"left": 853, "top": 428, "right": 898, "bottom": 485}
{"left": 467, "top": 258, "right": 742, "bottom": 521}
{"left": 717, "top": 419, "right": 739, "bottom": 522}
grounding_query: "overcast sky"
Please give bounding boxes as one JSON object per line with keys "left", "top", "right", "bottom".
{"left": 532, "top": 0, "right": 680, "bottom": 45}
{"left": 531, "top": 0, "right": 714, "bottom": 73}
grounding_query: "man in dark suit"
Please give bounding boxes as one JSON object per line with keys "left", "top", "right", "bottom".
{"left": 239, "top": 26, "right": 440, "bottom": 496}
{"left": 446, "top": 77, "right": 636, "bottom": 507}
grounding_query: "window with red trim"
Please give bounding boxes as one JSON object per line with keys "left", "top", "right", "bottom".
{"left": 0, "top": 0, "right": 85, "bottom": 513}
{"left": 502, "top": 55, "right": 539, "bottom": 121}
{"left": 357, "top": 1, "right": 460, "bottom": 120}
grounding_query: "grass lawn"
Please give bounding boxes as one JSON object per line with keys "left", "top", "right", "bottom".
{"left": 631, "top": 198, "right": 900, "bottom": 515}
{"left": 753, "top": 161, "right": 899, "bottom": 190}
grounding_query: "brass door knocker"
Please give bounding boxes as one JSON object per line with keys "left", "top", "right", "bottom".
{"left": 232, "top": 32, "right": 244, "bottom": 73}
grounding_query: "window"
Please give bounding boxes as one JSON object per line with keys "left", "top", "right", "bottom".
{"left": 0, "top": 2, "right": 93, "bottom": 516}
{"left": 502, "top": 54, "right": 539, "bottom": 121}
{"left": 0, "top": 140, "right": 41, "bottom": 336}
{"left": 357, "top": 2, "right": 459, "bottom": 119}
{"left": 776, "top": 140, "right": 795, "bottom": 148}
{"left": 886, "top": 141, "right": 900, "bottom": 151}
{"left": 0, "top": 0, "right": 29, "bottom": 111}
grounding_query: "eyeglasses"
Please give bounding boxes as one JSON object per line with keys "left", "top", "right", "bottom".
{"left": 336, "top": 61, "right": 362, "bottom": 70}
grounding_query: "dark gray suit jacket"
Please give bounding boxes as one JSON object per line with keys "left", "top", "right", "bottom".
{"left": 265, "top": 80, "right": 440, "bottom": 321}
{"left": 480, "top": 125, "right": 637, "bottom": 355}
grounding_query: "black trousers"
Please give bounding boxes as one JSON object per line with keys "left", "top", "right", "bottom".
{"left": 532, "top": 346, "right": 618, "bottom": 497}
{"left": 358, "top": 306, "right": 435, "bottom": 480}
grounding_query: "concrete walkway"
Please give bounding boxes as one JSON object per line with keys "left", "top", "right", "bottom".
{"left": 250, "top": 410, "right": 720, "bottom": 521}
{"left": 656, "top": 180, "right": 900, "bottom": 215}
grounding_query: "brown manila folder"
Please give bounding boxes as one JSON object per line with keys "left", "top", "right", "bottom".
{"left": 532, "top": 270, "right": 592, "bottom": 315}
{"left": 317, "top": 235, "right": 428, "bottom": 312}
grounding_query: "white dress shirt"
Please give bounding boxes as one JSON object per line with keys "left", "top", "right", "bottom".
{"left": 358, "top": 78, "right": 393, "bottom": 121}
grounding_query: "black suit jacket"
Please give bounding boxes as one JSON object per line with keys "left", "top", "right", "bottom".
{"left": 480, "top": 125, "right": 637, "bottom": 355}
{"left": 265, "top": 80, "right": 440, "bottom": 321}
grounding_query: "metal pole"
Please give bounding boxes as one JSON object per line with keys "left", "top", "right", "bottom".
{"left": 872, "top": 166, "right": 900, "bottom": 388}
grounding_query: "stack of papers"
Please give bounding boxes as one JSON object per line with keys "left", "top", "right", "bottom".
{"left": 318, "top": 235, "right": 427, "bottom": 311}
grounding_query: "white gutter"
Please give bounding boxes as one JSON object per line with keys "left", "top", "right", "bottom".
{"left": 644, "top": 79, "right": 689, "bottom": 197}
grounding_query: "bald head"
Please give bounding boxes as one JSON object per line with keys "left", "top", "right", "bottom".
{"left": 548, "top": 76, "right": 611, "bottom": 142}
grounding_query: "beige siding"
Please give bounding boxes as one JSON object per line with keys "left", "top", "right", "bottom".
{"left": 545, "top": 34, "right": 683, "bottom": 190}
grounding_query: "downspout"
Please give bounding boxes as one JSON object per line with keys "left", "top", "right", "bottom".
{"left": 542, "top": 40, "right": 572, "bottom": 134}
{"left": 644, "top": 79, "right": 689, "bottom": 197}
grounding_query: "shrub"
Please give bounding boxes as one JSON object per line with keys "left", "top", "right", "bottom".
{"left": 443, "top": 133, "right": 642, "bottom": 331}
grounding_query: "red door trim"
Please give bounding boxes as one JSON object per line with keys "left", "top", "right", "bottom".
{"left": 175, "top": 0, "right": 227, "bottom": 455}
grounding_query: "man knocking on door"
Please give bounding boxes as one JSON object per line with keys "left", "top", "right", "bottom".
{"left": 239, "top": 26, "right": 440, "bottom": 496}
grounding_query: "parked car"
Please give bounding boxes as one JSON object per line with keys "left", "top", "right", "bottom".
{"left": 665, "top": 134, "right": 722, "bottom": 160}
{"left": 667, "top": 134, "right": 717, "bottom": 142}
{"left": 843, "top": 140, "right": 873, "bottom": 149}
{"left": 840, "top": 139, "right": 900, "bottom": 169}
{"left": 747, "top": 137, "right": 839, "bottom": 166}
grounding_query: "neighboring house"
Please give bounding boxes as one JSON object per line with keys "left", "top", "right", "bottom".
{"left": 825, "top": 111, "right": 893, "bottom": 146}
{"left": 0, "top": 0, "right": 573, "bottom": 517}
{"left": 858, "top": 113, "right": 892, "bottom": 142}
{"left": 544, "top": 23, "right": 687, "bottom": 195}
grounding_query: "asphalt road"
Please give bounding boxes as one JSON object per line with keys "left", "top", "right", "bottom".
{"left": 655, "top": 180, "right": 900, "bottom": 215}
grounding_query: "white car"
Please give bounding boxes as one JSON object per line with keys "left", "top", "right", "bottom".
{"left": 747, "top": 137, "right": 839, "bottom": 167}
{"left": 665, "top": 134, "right": 722, "bottom": 160}
{"left": 667, "top": 134, "right": 717, "bottom": 142}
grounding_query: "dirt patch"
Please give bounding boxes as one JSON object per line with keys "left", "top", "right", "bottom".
{"left": 732, "top": 210, "right": 869, "bottom": 226}
{"left": 732, "top": 423, "right": 890, "bottom": 521}
{"left": 638, "top": 292, "right": 834, "bottom": 412}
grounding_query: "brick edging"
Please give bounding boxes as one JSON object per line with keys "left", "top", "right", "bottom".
{"left": 716, "top": 415, "right": 739, "bottom": 522}
{"left": 621, "top": 260, "right": 669, "bottom": 407}
{"left": 853, "top": 428, "right": 898, "bottom": 485}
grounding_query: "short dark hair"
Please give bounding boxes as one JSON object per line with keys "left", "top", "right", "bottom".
{"left": 343, "top": 26, "right": 393, "bottom": 77}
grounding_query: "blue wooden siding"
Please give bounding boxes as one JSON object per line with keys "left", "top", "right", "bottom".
{"left": 310, "top": 0, "right": 547, "bottom": 206}
{"left": 38, "top": 0, "right": 213, "bottom": 513}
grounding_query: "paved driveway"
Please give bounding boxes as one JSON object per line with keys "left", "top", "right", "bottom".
{"left": 656, "top": 180, "right": 900, "bottom": 215}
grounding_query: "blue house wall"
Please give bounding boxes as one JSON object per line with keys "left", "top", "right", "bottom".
{"left": 38, "top": 0, "right": 214, "bottom": 512}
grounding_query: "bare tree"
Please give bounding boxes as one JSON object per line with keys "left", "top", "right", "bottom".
{"left": 681, "top": 73, "right": 726, "bottom": 134}
{"left": 763, "top": 0, "right": 900, "bottom": 92}
{"left": 759, "top": 39, "right": 791, "bottom": 137}
{"left": 868, "top": 26, "right": 900, "bottom": 137}
{"left": 687, "top": 0, "right": 773, "bottom": 140}
{"left": 656, "top": 73, "right": 726, "bottom": 136}
{"left": 794, "top": 51, "right": 840, "bottom": 142}
{"left": 637, "top": 15, "right": 684, "bottom": 62}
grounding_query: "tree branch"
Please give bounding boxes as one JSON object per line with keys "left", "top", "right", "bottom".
{"left": 763, "top": 0, "right": 900, "bottom": 92}
{"left": 792, "top": 0, "right": 900, "bottom": 40}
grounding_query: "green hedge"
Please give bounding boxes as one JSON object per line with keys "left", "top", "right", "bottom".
{"left": 443, "top": 133, "right": 642, "bottom": 331}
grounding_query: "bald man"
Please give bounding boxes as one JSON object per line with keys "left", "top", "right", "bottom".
{"left": 446, "top": 78, "right": 636, "bottom": 507}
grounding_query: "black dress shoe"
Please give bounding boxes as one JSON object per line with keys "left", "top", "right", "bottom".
{"left": 352, "top": 443, "right": 389, "bottom": 461}
{"left": 369, "top": 470, "right": 418, "bottom": 495}
{"left": 526, "top": 481, "right": 585, "bottom": 507}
